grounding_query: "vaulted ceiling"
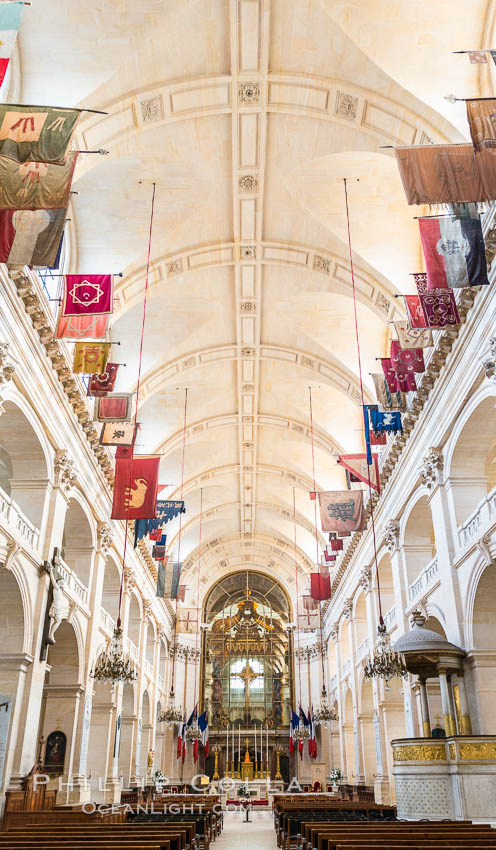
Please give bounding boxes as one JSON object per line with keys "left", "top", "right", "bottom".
{"left": 21, "top": 0, "right": 495, "bottom": 606}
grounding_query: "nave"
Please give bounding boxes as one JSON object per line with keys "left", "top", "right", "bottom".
{"left": 1, "top": 0, "right": 496, "bottom": 845}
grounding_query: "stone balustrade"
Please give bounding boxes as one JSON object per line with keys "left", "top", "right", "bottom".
{"left": 408, "top": 556, "right": 439, "bottom": 604}
{"left": 357, "top": 637, "right": 370, "bottom": 661}
{"left": 0, "top": 484, "right": 40, "bottom": 550}
{"left": 100, "top": 606, "right": 116, "bottom": 636}
{"left": 457, "top": 484, "right": 496, "bottom": 550}
{"left": 57, "top": 556, "right": 89, "bottom": 607}
{"left": 383, "top": 605, "right": 397, "bottom": 631}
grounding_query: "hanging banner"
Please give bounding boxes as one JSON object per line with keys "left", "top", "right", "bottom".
{"left": 394, "top": 143, "right": 496, "bottom": 205}
{"left": 0, "top": 3, "right": 23, "bottom": 88}
{"left": 99, "top": 421, "right": 137, "bottom": 447}
{"left": 393, "top": 320, "right": 432, "bottom": 349}
{"left": 419, "top": 289, "right": 461, "bottom": 328}
{"left": 419, "top": 216, "right": 489, "bottom": 289}
{"left": 468, "top": 50, "right": 488, "bottom": 63}
{"left": 62, "top": 274, "right": 113, "bottom": 317}
{"left": 148, "top": 500, "right": 186, "bottom": 532}
{"left": 371, "top": 373, "right": 406, "bottom": 411}
{"left": 72, "top": 341, "right": 110, "bottom": 374}
{"left": 152, "top": 534, "right": 167, "bottom": 561}
{"left": 176, "top": 609, "right": 199, "bottom": 633}
{"left": 404, "top": 294, "right": 428, "bottom": 329}
{"left": 0, "top": 105, "right": 81, "bottom": 164}
{"left": 87, "top": 363, "right": 119, "bottom": 397}
{"left": 0, "top": 208, "right": 66, "bottom": 266}
{"left": 466, "top": 97, "right": 496, "bottom": 151}
{"left": 337, "top": 454, "right": 380, "bottom": 493}
{"left": 0, "top": 152, "right": 78, "bottom": 210}
{"left": 369, "top": 409, "right": 403, "bottom": 435}
{"left": 111, "top": 455, "right": 160, "bottom": 520}
{"left": 310, "top": 572, "right": 331, "bottom": 601}
{"left": 56, "top": 313, "right": 108, "bottom": 340}
{"left": 316, "top": 490, "right": 365, "bottom": 534}
{"left": 329, "top": 537, "right": 343, "bottom": 552}
{"left": 95, "top": 393, "right": 133, "bottom": 422}
{"left": 156, "top": 562, "right": 181, "bottom": 599}
{"left": 381, "top": 357, "right": 416, "bottom": 393}
{"left": 390, "top": 340, "right": 425, "bottom": 374}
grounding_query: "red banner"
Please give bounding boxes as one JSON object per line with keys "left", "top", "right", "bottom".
{"left": 56, "top": 313, "right": 108, "bottom": 340}
{"left": 310, "top": 573, "right": 331, "bottom": 601}
{"left": 111, "top": 455, "right": 160, "bottom": 520}
{"left": 62, "top": 274, "right": 113, "bottom": 316}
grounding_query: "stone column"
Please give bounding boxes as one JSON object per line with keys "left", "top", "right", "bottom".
{"left": 438, "top": 668, "right": 455, "bottom": 736}
{"left": 330, "top": 622, "right": 346, "bottom": 781}
{"left": 418, "top": 678, "right": 432, "bottom": 737}
{"left": 344, "top": 599, "right": 363, "bottom": 785}
{"left": 456, "top": 671, "right": 472, "bottom": 734}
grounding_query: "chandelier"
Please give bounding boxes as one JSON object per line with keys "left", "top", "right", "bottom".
{"left": 158, "top": 688, "right": 183, "bottom": 724}
{"left": 293, "top": 712, "right": 310, "bottom": 741}
{"left": 90, "top": 627, "right": 137, "bottom": 684}
{"left": 363, "top": 622, "right": 408, "bottom": 684}
{"left": 313, "top": 686, "right": 338, "bottom": 725}
{"left": 185, "top": 719, "right": 202, "bottom": 742}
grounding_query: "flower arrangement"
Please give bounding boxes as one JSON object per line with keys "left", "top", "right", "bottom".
{"left": 237, "top": 782, "right": 250, "bottom": 798}
{"left": 329, "top": 768, "right": 342, "bottom": 784}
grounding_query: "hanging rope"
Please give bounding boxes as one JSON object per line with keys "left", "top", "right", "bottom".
{"left": 293, "top": 487, "right": 303, "bottom": 710}
{"left": 116, "top": 182, "right": 156, "bottom": 628}
{"left": 343, "top": 178, "right": 383, "bottom": 621}
{"left": 171, "top": 388, "right": 188, "bottom": 693}
{"left": 308, "top": 387, "right": 327, "bottom": 684}
{"left": 192, "top": 487, "right": 203, "bottom": 712}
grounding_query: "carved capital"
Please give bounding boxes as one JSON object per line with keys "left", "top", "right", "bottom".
{"left": 329, "top": 621, "right": 339, "bottom": 640}
{"left": 97, "top": 521, "right": 113, "bottom": 555}
{"left": 143, "top": 599, "right": 153, "bottom": 620}
{"left": 481, "top": 336, "right": 496, "bottom": 383}
{"left": 124, "top": 567, "right": 137, "bottom": 592}
{"left": 359, "top": 567, "right": 372, "bottom": 591}
{"left": 54, "top": 449, "right": 77, "bottom": 494}
{"left": 383, "top": 520, "right": 400, "bottom": 553}
{"left": 420, "top": 447, "right": 444, "bottom": 490}
{"left": 343, "top": 598, "right": 353, "bottom": 620}
{"left": 0, "top": 342, "right": 16, "bottom": 394}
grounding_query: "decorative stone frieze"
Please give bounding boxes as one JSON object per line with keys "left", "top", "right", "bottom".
{"left": 481, "top": 336, "right": 496, "bottom": 383}
{"left": 359, "top": 567, "right": 372, "bottom": 591}
{"left": 420, "top": 447, "right": 444, "bottom": 490}
{"left": 343, "top": 598, "right": 353, "bottom": 620}
{"left": 383, "top": 520, "right": 400, "bottom": 553}
{"left": 97, "top": 521, "right": 113, "bottom": 555}
{"left": 54, "top": 449, "right": 77, "bottom": 494}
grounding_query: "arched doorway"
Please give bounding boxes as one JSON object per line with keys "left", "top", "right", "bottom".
{"left": 471, "top": 566, "right": 496, "bottom": 732}
{"left": 118, "top": 681, "right": 135, "bottom": 786}
{"left": 0, "top": 400, "right": 49, "bottom": 533}
{"left": 0, "top": 568, "right": 26, "bottom": 795}
{"left": 41, "top": 621, "right": 81, "bottom": 784}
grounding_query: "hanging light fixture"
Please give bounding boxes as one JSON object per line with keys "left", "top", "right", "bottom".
{"left": 90, "top": 626, "right": 137, "bottom": 684}
{"left": 158, "top": 687, "right": 183, "bottom": 724}
{"left": 313, "top": 685, "right": 338, "bottom": 725}
{"left": 363, "top": 620, "right": 408, "bottom": 684}
{"left": 292, "top": 713, "right": 310, "bottom": 742}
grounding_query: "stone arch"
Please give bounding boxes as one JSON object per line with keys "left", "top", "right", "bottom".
{"left": 145, "top": 618, "right": 156, "bottom": 666}
{"left": 353, "top": 590, "right": 368, "bottom": 651}
{"left": 372, "top": 553, "right": 395, "bottom": 623}
{"left": 468, "top": 564, "right": 496, "bottom": 732}
{"left": 359, "top": 677, "right": 376, "bottom": 785}
{"left": 445, "top": 390, "right": 496, "bottom": 526}
{"left": 339, "top": 617, "right": 351, "bottom": 667}
{"left": 139, "top": 689, "right": 152, "bottom": 777}
{"left": 62, "top": 496, "right": 95, "bottom": 589}
{"left": 401, "top": 492, "right": 436, "bottom": 588}
{"left": 158, "top": 636, "right": 168, "bottom": 687}
{"left": 127, "top": 592, "right": 142, "bottom": 650}
{"left": 342, "top": 686, "right": 355, "bottom": 782}
{"left": 0, "top": 396, "right": 50, "bottom": 529}
{"left": 86, "top": 680, "right": 114, "bottom": 789}
{"left": 41, "top": 621, "right": 82, "bottom": 780}
{"left": 101, "top": 555, "right": 122, "bottom": 624}
{"left": 119, "top": 680, "right": 136, "bottom": 783}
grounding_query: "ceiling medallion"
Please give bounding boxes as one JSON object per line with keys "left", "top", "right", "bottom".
{"left": 238, "top": 82, "right": 260, "bottom": 103}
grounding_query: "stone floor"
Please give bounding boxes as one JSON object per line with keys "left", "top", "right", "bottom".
{"left": 215, "top": 809, "right": 276, "bottom": 849}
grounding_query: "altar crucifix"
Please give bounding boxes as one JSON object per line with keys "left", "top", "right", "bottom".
{"left": 231, "top": 663, "right": 262, "bottom": 724}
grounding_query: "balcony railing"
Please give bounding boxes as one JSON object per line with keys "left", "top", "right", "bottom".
{"left": 0, "top": 484, "right": 40, "bottom": 550}
{"left": 144, "top": 659, "right": 154, "bottom": 679}
{"left": 408, "top": 556, "right": 439, "bottom": 603}
{"left": 56, "top": 557, "right": 89, "bottom": 607}
{"left": 458, "top": 485, "right": 496, "bottom": 551}
{"left": 342, "top": 659, "right": 352, "bottom": 678}
{"left": 357, "top": 637, "right": 370, "bottom": 661}
{"left": 100, "top": 606, "right": 116, "bottom": 636}
{"left": 125, "top": 638, "right": 139, "bottom": 663}
{"left": 383, "top": 605, "right": 397, "bottom": 632}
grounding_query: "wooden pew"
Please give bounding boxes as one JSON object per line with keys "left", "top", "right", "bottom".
{"left": 4, "top": 824, "right": 195, "bottom": 850}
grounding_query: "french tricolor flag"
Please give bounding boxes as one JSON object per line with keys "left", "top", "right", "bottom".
{"left": 419, "top": 215, "right": 489, "bottom": 290}
{"left": 0, "top": 3, "right": 23, "bottom": 89}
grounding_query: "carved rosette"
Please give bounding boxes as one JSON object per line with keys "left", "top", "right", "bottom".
{"left": 97, "top": 521, "right": 113, "bottom": 555}
{"left": 54, "top": 449, "right": 77, "bottom": 495}
{"left": 481, "top": 336, "right": 496, "bottom": 383}
{"left": 420, "top": 447, "right": 444, "bottom": 490}
{"left": 383, "top": 520, "right": 400, "bottom": 553}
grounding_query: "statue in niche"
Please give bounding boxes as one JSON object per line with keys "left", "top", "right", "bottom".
{"left": 46, "top": 562, "right": 65, "bottom": 645}
{"left": 44, "top": 730, "right": 66, "bottom": 776}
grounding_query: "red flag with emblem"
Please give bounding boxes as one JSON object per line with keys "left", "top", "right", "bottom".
{"left": 111, "top": 455, "right": 160, "bottom": 520}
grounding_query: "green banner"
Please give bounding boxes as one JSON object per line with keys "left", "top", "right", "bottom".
{"left": 0, "top": 152, "right": 78, "bottom": 210}
{"left": 0, "top": 105, "right": 80, "bottom": 164}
